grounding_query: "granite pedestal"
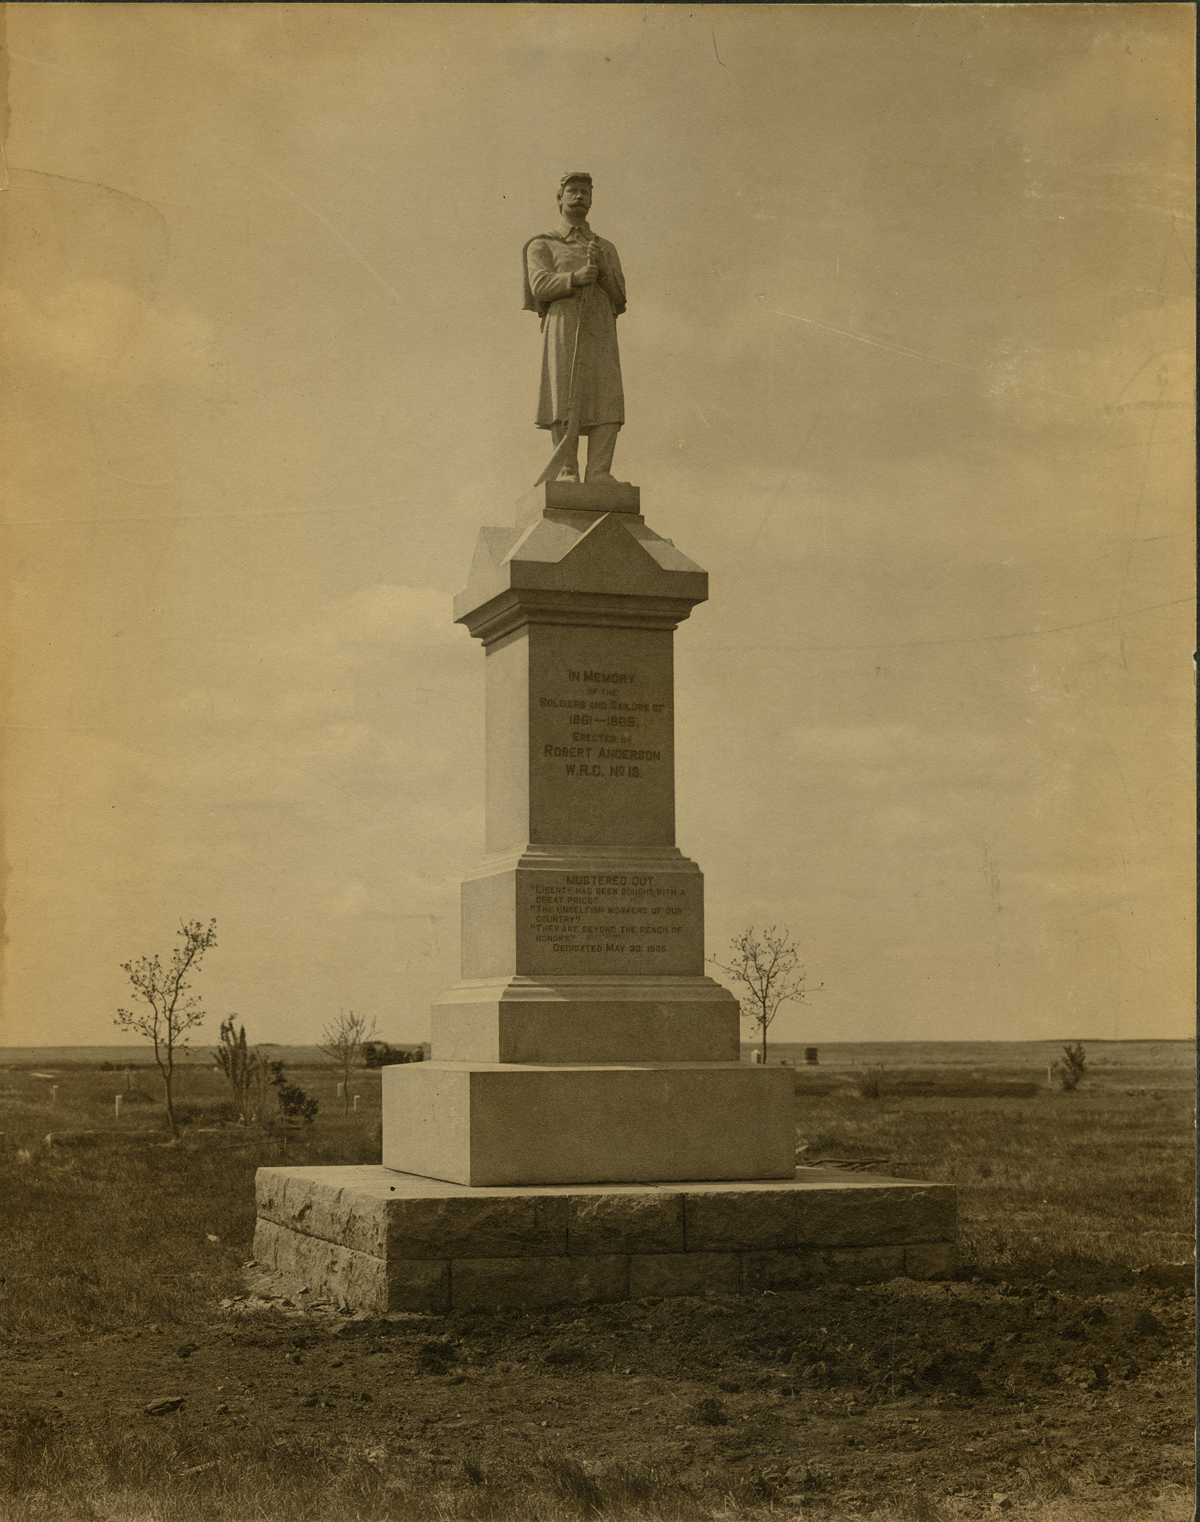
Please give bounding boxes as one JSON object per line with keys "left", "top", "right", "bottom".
{"left": 382, "top": 484, "right": 795, "bottom": 1185}
{"left": 255, "top": 484, "right": 957, "bottom": 1306}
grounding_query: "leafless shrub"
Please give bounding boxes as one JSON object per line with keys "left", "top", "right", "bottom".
{"left": 114, "top": 919, "right": 218, "bottom": 1139}
{"left": 1057, "top": 1042, "right": 1087, "bottom": 1092}
{"left": 710, "top": 925, "right": 819, "bottom": 1065}
{"left": 318, "top": 1009, "right": 376, "bottom": 1114}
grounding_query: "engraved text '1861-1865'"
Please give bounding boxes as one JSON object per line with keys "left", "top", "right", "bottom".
{"left": 539, "top": 668, "right": 666, "bottom": 779}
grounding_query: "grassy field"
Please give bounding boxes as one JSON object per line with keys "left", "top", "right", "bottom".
{"left": 791, "top": 1071, "right": 1193, "bottom": 1282}
{"left": 0, "top": 1042, "right": 1192, "bottom": 1324}
{"left": 1, "top": 1059, "right": 377, "bottom": 1337}
{"left": 750, "top": 1040, "right": 1194, "bottom": 1071}
{"left": 0, "top": 1045, "right": 354, "bottom": 1071}
{"left": 0, "top": 1043, "right": 1193, "bottom": 1520}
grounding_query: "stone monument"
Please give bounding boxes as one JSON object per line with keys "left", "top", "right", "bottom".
{"left": 253, "top": 174, "right": 957, "bottom": 1312}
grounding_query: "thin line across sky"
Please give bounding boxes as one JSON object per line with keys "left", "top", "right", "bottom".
{"left": 681, "top": 596, "right": 1194, "bottom": 654}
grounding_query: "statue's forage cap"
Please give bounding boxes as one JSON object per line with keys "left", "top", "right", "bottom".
{"left": 559, "top": 172, "right": 593, "bottom": 188}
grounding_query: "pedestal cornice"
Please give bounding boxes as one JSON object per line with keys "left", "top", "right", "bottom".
{"left": 460, "top": 587, "right": 701, "bottom": 645}
{"left": 463, "top": 843, "right": 698, "bottom": 877}
{"left": 461, "top": 845, "right": 701, "bottom": 880}
{"left": 454, "top": 507, "right": 708, "bottom": 643}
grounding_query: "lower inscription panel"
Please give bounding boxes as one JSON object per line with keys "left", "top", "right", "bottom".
{"left": 461, "top": 865, "right": 705, "bottom": 979}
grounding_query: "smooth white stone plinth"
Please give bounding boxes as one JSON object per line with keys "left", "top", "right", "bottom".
{"left": 382, "top": 1061, "right": 796, "bottom": 1187}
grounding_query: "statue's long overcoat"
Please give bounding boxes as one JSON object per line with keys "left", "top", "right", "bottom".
{"left": 523, "top": 222, "right": 626, "bottom": 433}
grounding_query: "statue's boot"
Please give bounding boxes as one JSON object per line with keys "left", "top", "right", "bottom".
{"left": 584, "top": 423, "right": 627, "bottom": 486}
{"left": 550, "top": 423, "right": 580, "bottom": 482}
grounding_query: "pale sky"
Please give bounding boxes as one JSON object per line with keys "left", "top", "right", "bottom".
{"left": 3, "top": 4, "right": 1194, "bottom": 1049}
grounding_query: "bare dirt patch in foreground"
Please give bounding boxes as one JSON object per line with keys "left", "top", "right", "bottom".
{"left": 1, "top": 1047, "right": 1193, "bottom": 1519}
{"left": 1, "top": 1263, "right": 1192, "bottom": 1521}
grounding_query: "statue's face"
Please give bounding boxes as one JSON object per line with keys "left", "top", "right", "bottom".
{"left": 560, "top": 181, "right": 592, "bottom": 222}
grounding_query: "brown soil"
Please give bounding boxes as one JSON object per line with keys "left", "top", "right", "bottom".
{"left": 3, "top": 1264, "right": 1193, "bottom": 1518}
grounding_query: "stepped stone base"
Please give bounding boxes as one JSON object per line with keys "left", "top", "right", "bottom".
{"left": 430, "top": 976, "right": 740, "bottom": 1064}
{"left": 253, "top": 1165, "right": 958, "bottom": 1314}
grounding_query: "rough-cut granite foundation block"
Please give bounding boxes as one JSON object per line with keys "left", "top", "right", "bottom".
{"left": 795, "top": 1187, "right": 959, "bottom": 1248}
{"left": 567, "top": 1190, "right": 684, "bottom": 1255}
{"left": 254, "top": 1166, "right": 958, "bottom": 1312}
{"left": 257, "top": 1170, "right": 571, "bottom": 1260}
{"left": 684, "top": 1189, "right": 801, "bottom": 1253}
{"left": 252, "top": 1219, "right": 451, "bottom": 1314}
{"left": 904, "top": 1241, "right": 961, "bottom": 1279}
{"left": 382, "top": 1061, "right": 796, "bottom": 1186}
{"left": 629, "top": 1251, "right": 741, "bottom": 1299}
{"left": 742, "top": 1245, "right": 908, "bottom": 1290}
{"left": 454, "top": 1254, "right": 629, "bottom": 1310}
{"left": 677, "top": 1181, "right": 958, "bottom": 1253}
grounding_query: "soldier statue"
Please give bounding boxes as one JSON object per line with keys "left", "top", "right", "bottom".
{"left": 523, "top": 173, "right": 628, "bottom": 486}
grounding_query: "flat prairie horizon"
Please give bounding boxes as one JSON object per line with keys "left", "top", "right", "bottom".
{"left": 2, "top": 1038, "right": 1193, "bottom": 1071}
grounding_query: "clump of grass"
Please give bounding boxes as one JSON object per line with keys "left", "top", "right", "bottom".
{"left": 0, "top": 1421, "right": 777, "bottom": 1522}
{"left": 867, "top": 1490, "right": 949, "bottom": 1521}
{"left": 537, "top": 1454, "right": 605, "bottom": 1514}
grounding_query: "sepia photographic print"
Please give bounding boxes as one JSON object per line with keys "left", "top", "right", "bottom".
{"left": 1, "top": 6, "right": 1194, "bottom": 1520}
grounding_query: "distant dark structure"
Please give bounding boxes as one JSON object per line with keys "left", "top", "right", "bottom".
{"left": 362, "top": 1041, "right": 428, "bottom": 1068}
{"left": 805, "top": 1047, "right": 819, "bottom": 1065}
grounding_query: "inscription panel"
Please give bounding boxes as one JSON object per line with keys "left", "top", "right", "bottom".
{"left": 518, "top": 867, "right": 703, "bottom": 977}
{"left": 527, "top": 625, "right": 675, "bottom": 848}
